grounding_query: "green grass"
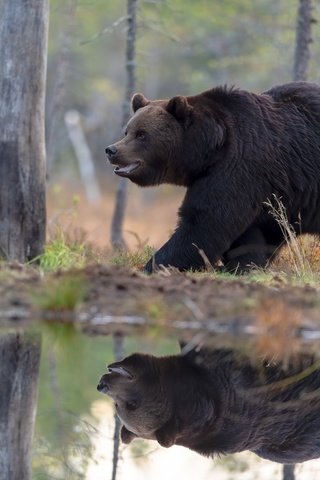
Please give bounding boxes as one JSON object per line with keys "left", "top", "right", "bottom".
{"left": 109, "top": 245, "right": 156, "bottom": 269}
{"left": 31, "top": 226, "right": 156, "bottom": 272}
{"left": 32, "top": 275, "right": 86, "bottom": 311}
{"left": 38, "top": 232, "right": 89, "bottom": 271}
{"left": 20, "top": 210, "right": 320, "bottom": 292}
{"left": 28, "top": 236, "right": 156, "bottom": 311}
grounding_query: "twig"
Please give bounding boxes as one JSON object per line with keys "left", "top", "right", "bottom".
{"left": 111, "top": 333, "right": 125, "bottom": 480}
{"left": 80, "top": 16, "right": 129, "bottom": 46}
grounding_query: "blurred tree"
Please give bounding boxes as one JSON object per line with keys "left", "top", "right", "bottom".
{"left": 283, "top": 464, "right": 296, "bottom": 480}
{"left": 293, "top": 0, "right": 315, "bottom": 81}
{"left": 46, "top": 0, "right": 78, "bottom": 179}
{"left": 65, "top": 109, "right": 102, "bottom": 203}
{"left": 111, "top": 0, "right": 138, "bottom": 250}
{"left": 0, "top": 334, "right": 41, "bottom": 480}
{"left": 111, "top": 333, "right": 125, "bottom": 480}
{"left": 0, "top": 0, "right": 49, "bottom": 262}
{"left": 282, "top": 3, "right": 316, "bottom": 478}
{"left": 46, "top": 0, "right": 320, "bottom": 186}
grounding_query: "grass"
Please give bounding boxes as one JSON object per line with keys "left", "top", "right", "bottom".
{"left": 32, "top": 275, "right": 86, "bottom": 312}
{"left": 265, "top": 195, "right": 314, "bottom": 279}
{"left": 38, "top": 230, "right": 90, "bottom": 271}
{"left": 33, "top": 223, "right": 156, "bottom": 273}
{"left": 2, "top": 192, "right": 319, "bottom": 316}
{"left": 26, "top": 228, "right": 155, "bottom": 311}
{"left": 109, "top": 244, "right": 155, "bottom": 269}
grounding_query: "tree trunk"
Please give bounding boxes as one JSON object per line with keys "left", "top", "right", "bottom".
{"left": 111, "top": 333, "right": 125, "bottom": 480}
{"left": 0, "top": 0, "right": 49, "bottom": 262}
{"left": 65, "top": 110, "right": 101, "bottom": 204}
{"left": 282, "top": 464, "right": 296, "bottom": 480}
{"left": 282, "top": 3, "right": 316, "bottom": 477}
{"left": 0, "top": 333, "right": 41, "bottom": 480}
{"left": 293, "top": 0, "right": 314, "bottom": 81}
{"left": 111, "top": 0, "right": 138, "bottom": 250}
{"left": 46, "top": 0, "right": 77, "bottom": 179}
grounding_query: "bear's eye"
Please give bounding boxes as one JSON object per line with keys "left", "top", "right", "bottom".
{"left": 135, "top": 131, "right": 146, "bottom": 141}
{"left": 124, "top": 130, "right": 128, "bottom": 136}
{"left": 126, "top": 400, "right": 138, "bottom": 411}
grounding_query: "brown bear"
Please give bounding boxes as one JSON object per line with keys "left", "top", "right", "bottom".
{"left": 105, "top": 82, "right": 320, "bottom": 273}
{"left": 97, "top": 350, "right": 320, "bottom": 464}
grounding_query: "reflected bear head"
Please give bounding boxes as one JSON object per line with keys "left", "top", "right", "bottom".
{"left": 97, "top": 349, "right": 320, "bottom": 464}
{"left": 97, "top": 353, "right": 182, "bottom": 447}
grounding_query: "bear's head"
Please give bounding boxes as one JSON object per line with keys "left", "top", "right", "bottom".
{"left": 97, "top": 353, "right": 187, "bottom": 448}
{"left": 105, "top": 92, "right": 225, "bottom": 187}
{"left": 105, "top": 94, "right": 192, "bottom": 186}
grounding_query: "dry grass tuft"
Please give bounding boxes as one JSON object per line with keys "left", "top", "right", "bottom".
{"left": 265, "top": 195, "right": 314, "bottom": 277}
{"left": 254, "top": 298, "right": 302, "bottom": 366}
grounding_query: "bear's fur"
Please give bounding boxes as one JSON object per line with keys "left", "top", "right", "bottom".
{"left": 105, "top": 82, "right": 320, "bottom": 272}
{"left": 97, "top": 350, "right": 320, "bottom": 464}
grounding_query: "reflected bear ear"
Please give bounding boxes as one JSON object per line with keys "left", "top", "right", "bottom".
{"left": 120, "top": 425, "right": 137, "bottom": 444}
{"left": 132, "top": 93, "right": 149, "bottom": 112}
{"left": 166, "top": 95, "right": 192, "bottom": 123}
{"left": 155, "top": 417, "right": 178, "bottom": 448}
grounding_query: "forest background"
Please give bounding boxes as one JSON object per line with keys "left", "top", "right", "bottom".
{"left": 2, "top": 1, "right": 320, "bottom": 479}
{"left": 47, "top": 0, "right": 320, "bottom": 252}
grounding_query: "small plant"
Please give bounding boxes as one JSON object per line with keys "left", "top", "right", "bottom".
{"left": 110, "top": 245, "right": 156, "bottom": 269}
{"left": 265, "top": 195, "right": 312, "bottom": 278}
{"left": 38, "top": 230, "right": 89, "bottom": 272}
{"left": 33, "top": 275, "right": 86, "bottom": 312}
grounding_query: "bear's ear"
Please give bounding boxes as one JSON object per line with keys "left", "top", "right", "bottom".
{"left": 120, "top": 425, "right": 137, "bottom": 444}
{"left": 212, "top": 123, "right": 226, "bottom": 150}
{"left": 132, "top": 93, "right": 149, "bottom": 113}
{"left": 166, "top": 95, "right": 192, "bottom": 123}
{"left": 155, "top": 417, "right": 178, "bottom": 448}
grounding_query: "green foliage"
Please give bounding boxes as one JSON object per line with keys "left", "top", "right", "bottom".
{"left": 39, "top": 231, "right": 88, "bottom": 272}
{"left": 109, "top": 245, "right": 156, "bottom": 269}
{"left": 32, "top": 275, "right": 86, "bottom": 311}
{"left": 33, "top": 332, "right": 178, "bottom": 478}
{"left": 47, "top": 0, "right": 320, "bottom": 177}
{"left": 33, "top": 332, "right": 115, "bottom": 479}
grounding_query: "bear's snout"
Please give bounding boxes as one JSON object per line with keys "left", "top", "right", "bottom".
{"left": 97, "top": 375, "right": 109, "bottom": 394}
{"left": 105, "top": 144, "right": 117, "bottom": 158}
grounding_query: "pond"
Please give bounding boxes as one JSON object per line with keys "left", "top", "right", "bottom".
{"left": 22, "top": 327, "right": 320, "bottom": 480}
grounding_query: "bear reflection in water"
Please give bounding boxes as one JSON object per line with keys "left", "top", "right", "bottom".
{"left": 97, "top": 349, "right": 320, "bottom": 464}
{"left": 105, "top": 82, "right": 320, "bottom": 273}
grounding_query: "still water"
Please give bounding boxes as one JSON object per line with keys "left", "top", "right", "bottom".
{"left": 32, "top": 328, "right": 320, "bottom": 480}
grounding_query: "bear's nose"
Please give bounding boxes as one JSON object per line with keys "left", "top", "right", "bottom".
{"left": 105, "top": 145, "right": 117, "bottom": 157}
{"left": 97, "top": 378, "right": 108, "bottom": 392}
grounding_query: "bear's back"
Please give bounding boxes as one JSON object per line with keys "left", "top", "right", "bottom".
{"left": 263, "top": 81, "right": 320, "bottom": 121}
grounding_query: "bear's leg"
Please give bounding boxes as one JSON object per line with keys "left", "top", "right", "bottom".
{"left": 223, "top": 226, "right": 269, "bottom": 273}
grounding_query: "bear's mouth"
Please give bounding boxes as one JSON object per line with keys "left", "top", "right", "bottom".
{"left": 114, "top": 161, "right": 141, "bottom": 177}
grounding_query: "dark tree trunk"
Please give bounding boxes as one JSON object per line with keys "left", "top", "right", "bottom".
{"left": 282, "top": 464, "right": 296, "bottom": 480}
{"left": 293, "top": 0, "right": 315, "bottom": 81}
{"left": 281, "top": 4, "right": 316, "bottom": 478}
{"left": 0, "top": 333, "right": 41, "bottom": 480}
{"left": 0, "top": 0, "right": 49, "bottom": 262}
{"left": 111, "top": 0, "right": 138, "bottom": 250}
{"left": 111, "top": 333, "right": 125, "bottom": 480}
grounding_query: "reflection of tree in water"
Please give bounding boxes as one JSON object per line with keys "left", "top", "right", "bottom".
{"left": 33, "top": 411, "right": 95, "bottom": 479}
{"left": 22, "top": 321, "right": 320, "bottom": 480}
{"left": 32, "top": 331, "right": 114, "bottom": 479}
{"left": 31, "top": 329, "right": 177, "bottom": 479}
